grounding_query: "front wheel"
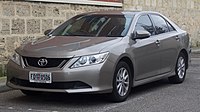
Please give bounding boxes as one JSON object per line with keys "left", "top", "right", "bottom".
{"left": 109, "top": 61, "right": 132, "bottom": 102}
{"left": 168, "top": 52, "right": 187, "bottom": 84}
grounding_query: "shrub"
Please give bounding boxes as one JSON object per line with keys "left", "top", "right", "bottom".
{"left": 0, "top": 64, "right": 6, "bottom": 77}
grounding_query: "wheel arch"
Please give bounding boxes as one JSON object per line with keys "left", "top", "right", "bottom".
{"left": 116, "top": 55, "right": 135, "bottom": 84}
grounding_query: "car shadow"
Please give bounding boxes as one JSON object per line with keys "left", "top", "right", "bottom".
{"left": 8, "top": 78, "right": 174, "bottom": 106}
{"left": 129, "top": 78, "right": 172, "bottom": 98}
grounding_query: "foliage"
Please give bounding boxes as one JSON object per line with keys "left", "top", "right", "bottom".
{"left": 0, "top": 65, "right": 6, "bottom": 77}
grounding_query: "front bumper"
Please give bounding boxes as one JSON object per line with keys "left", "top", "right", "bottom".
{"left": 7, "top": 58, "right": 115, "bottom": 94}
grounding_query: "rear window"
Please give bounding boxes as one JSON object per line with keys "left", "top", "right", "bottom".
{"left": 52, "top": 14, "right": 133, "bottom": 37}
{"left": 151, "top": 15, "right": 169, "bottom": 34}
{"left": 166, "top": 22, "right": 176, "bottom": 31}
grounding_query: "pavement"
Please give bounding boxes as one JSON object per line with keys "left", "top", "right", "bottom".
{"left": 0, "top": 48, "right": 200, "bottom": 93}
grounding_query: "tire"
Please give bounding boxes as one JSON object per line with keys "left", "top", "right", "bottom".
{"left": 21, "top": 90, "right": 41, "bottom": 96}
{"left": 168, "top": 52, "right": 187, "bottom": 84}
{"left": 109, "top": 61, "right": 133, "bottom": 102}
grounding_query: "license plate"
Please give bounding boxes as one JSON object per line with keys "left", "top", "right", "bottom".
{"left": 29, "top": 72, "right": 52, "bottom": 83}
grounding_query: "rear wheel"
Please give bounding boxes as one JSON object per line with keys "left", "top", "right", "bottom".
{"left": 109, "top": 61, "right": 132, "bottom": 102}
{"left": 168, "top": 52, "right": 187, "bottom": 83}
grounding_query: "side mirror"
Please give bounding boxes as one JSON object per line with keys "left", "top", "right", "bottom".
{"left": 44, "top": 29, "right": 53, "bottom": 36}
{"left": 132, "top": 30, "right": 151, "bottom": 40}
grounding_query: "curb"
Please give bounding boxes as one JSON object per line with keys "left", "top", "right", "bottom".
{"left": 191, "top": 48, "right": 200, "bottom": 54}
{"left": 0, "top": 84, "right": 12, "bottom": 93}
{"left": 191, "top": 49, "right": 200, "bottom": 58}
{"left": 0, "top": 77, "right": 12, "bottom": 93}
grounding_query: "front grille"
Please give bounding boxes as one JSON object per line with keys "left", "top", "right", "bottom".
{"left": 10, "top": 78, "right": 92, "bottom": 89}
{"left": 23, "top": 57, "right": 70, "bottom": 68}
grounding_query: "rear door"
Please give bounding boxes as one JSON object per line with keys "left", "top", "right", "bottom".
{"left": 150, "top": 14, "right": 180, "bottom": 74}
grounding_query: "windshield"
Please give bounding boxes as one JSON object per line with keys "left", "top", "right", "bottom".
{"left": 51, "top": 14, "right": 133, "bottom": 37}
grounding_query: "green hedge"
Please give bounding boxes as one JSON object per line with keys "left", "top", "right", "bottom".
{"left": 0, "top": 64, "right": 6, "bottom": 77}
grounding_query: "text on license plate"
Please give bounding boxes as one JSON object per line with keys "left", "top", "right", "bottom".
{"left": 29, "top": 72, "right": 52, "bottom": 83}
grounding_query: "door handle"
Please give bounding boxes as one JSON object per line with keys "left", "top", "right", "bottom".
{"left": 155, "top": 40, "right": 160, "bottom": 46}
{"left": 175, "top": 36, "right": 180, "bottom": 41}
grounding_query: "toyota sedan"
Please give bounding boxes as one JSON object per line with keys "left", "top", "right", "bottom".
{"left": 7, "top": 11, "right": 190, "bottom": 102}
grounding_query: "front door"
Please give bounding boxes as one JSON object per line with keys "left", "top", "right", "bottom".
{"left": 131, "top": 15, "right": 161, "bottom": 80}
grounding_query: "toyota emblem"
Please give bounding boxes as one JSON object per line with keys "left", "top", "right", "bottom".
{"left": 38, "top": 58, "right": 48, "bottom": 66}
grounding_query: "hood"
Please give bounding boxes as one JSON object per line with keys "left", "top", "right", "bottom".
{"left": 17, "top": 36, "right": 122, "bottom": 58}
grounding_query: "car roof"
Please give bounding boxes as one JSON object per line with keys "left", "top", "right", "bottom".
{"left": 82, "top": 10, "right": 160, "bottom": 16}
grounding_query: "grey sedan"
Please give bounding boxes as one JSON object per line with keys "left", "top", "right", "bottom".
{"left": 7, "top": 11, "right": 190, "bottom": 102}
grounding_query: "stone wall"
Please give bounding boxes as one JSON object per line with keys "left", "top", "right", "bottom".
{"left": 0, "top": 1, "right": 121, "bottom": 74}
{"left": 0, "top": 1, "right": 121, "bottom": 62}
{"left": 124, "top": 0, "right": 200, "bottom": 47}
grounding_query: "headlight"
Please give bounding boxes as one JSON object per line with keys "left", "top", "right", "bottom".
{"left": 71, "top": 52, "right": 109, "bottom": 68}
{"left": 11, "top": 51, "right": 21, "bottom": 65}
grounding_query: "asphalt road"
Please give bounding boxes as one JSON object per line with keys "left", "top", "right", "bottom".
{"left": 0, "top": 58, "right": 200, "bottom": 112}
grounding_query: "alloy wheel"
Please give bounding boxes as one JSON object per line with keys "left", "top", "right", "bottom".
{"left": 116, "top": 67, "right": 130, "bottom": 96}
{"left": 177, "top": 56, "right": 186, "bottom": 79}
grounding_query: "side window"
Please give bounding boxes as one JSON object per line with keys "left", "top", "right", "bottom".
{"left": 151, "top": 15, "right": 169, "bottom": 34}
{"left": 166, "top": 22, "right": 175, "bottom": 32}
{"left": 135, "top": 15, "right": 154, "bottom": 35}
